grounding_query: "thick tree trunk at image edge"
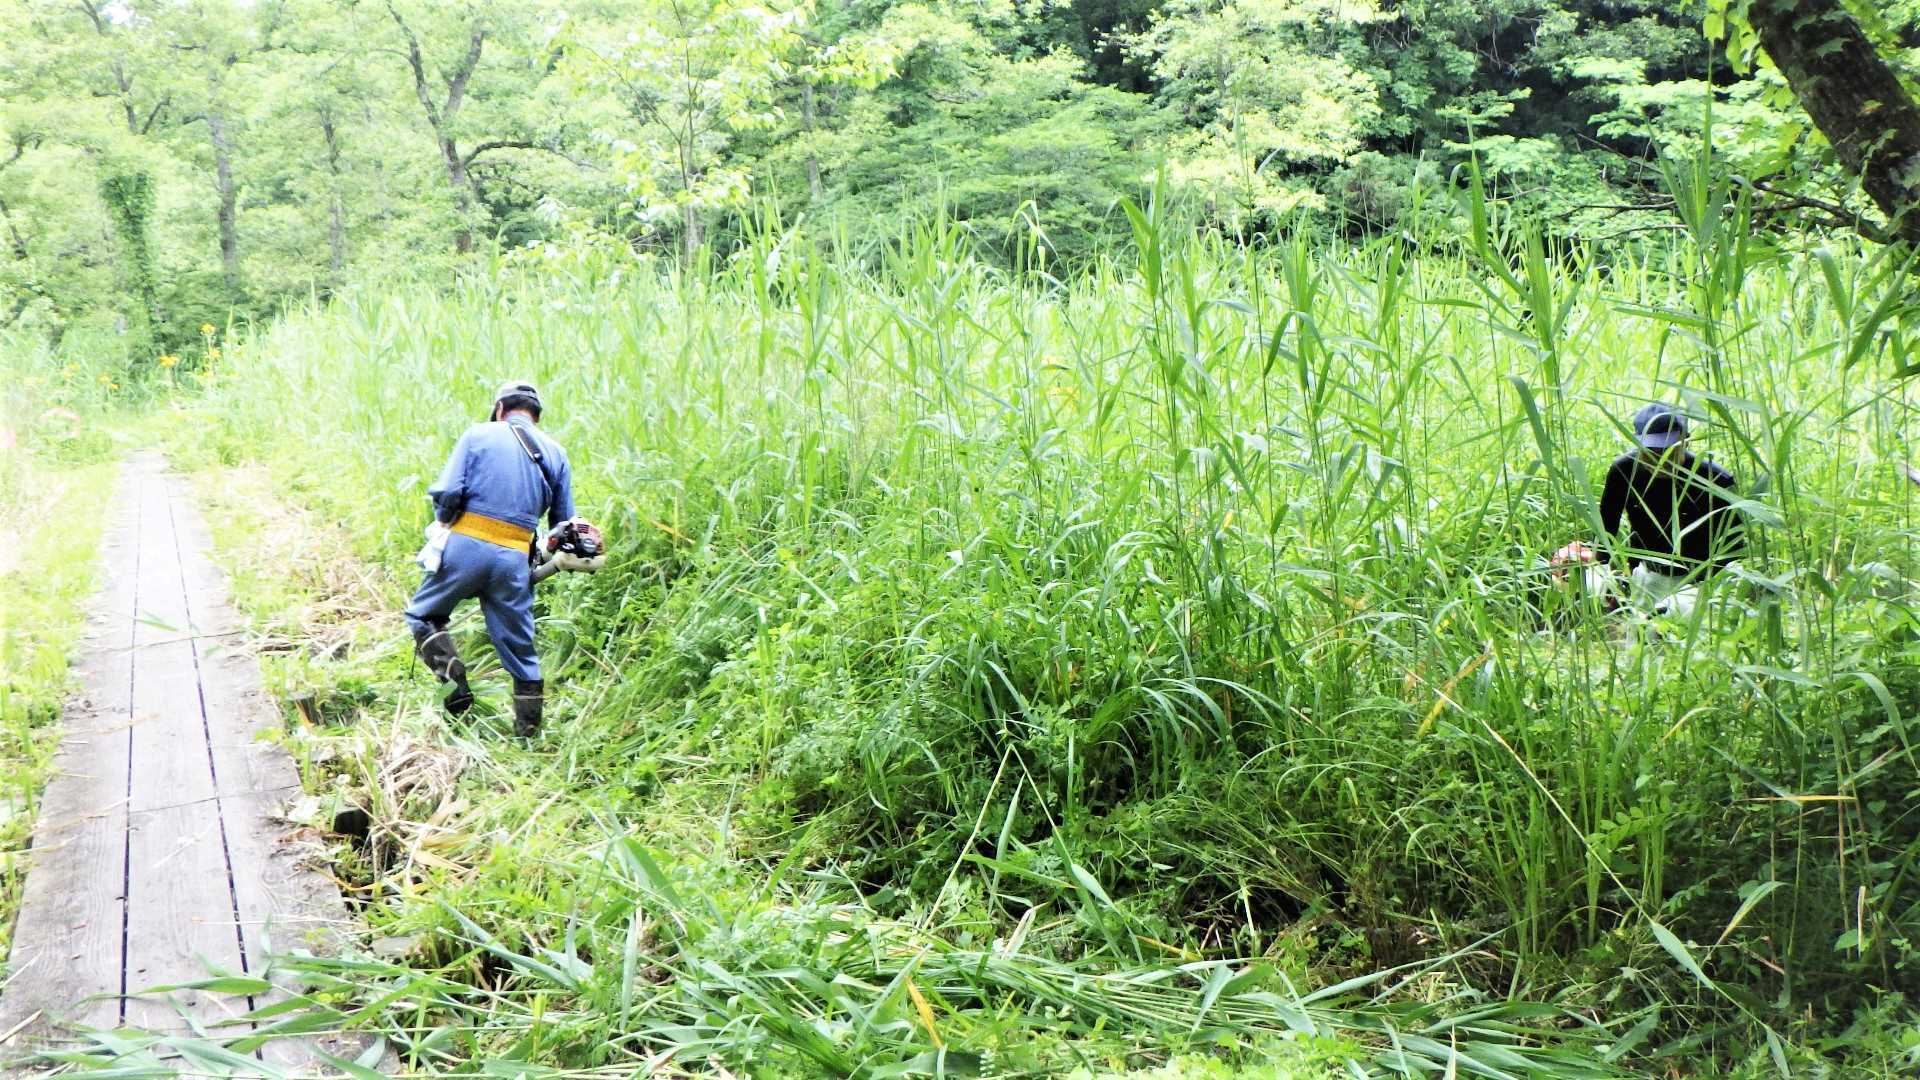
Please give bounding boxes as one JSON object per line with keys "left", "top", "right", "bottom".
{"left": 1748, "top": 0, "right": 1920, "bottom": 245}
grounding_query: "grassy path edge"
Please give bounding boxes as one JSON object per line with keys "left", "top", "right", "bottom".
{"left": 0, "top": 455, "right": 117, "bottom": 967}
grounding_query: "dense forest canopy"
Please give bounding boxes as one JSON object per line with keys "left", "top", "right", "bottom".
{"left": 3, "top": 0, "right": 1916, "bottom": 365}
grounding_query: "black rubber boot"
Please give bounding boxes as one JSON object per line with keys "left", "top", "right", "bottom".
{"left": 414, "top": 625, "right": 473, "bottom": 716}
{"left": 512, "top": 678, "right": 544, "bottom": 737}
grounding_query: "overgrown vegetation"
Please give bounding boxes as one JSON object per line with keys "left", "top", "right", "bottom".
{"left": 84, "top": 169, "right": 1909, "bottom": 1076}
{"left": 9, "top": 2, "right": 1920, "bottom": 1075}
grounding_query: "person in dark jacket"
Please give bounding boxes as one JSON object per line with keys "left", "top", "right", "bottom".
{"left": 1594, "top": 402, "right": 1743, "bottom": 614}
{"left": 404, "top": 381, "right": 573, "bottom": 735}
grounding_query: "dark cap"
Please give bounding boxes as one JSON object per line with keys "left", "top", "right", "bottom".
{"left": 1631, "top": 402, "right": 1688, "bottom": 449}
{"left": 490, "top": 380, "right": 542, "bottom": 420}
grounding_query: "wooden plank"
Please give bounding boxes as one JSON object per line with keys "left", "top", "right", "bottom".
{"left": 120, "top": 807, "right": 252, "bottom": 1036}
{"left": 163, "top": 475, "right": 365, "bottom": 1068}
{"left": 0, "top": 471, "right": 138, "bottom": 1051}
{"left": 119, "top": 467, "right": 246, "bottom": 1034}
{"left": 3, "top": 453, "right": 366, "bottom": 1069}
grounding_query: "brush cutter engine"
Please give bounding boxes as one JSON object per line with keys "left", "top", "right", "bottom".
{"left": 531, "top": 518, "right": 607, "bottom": 584}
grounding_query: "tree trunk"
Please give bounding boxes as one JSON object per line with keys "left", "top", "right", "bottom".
{"left": 206, "top": 112, "right": 241, "bottom": 290}
{"left": 115, "top": 62, "right": 140, "bottom": 133}
{"left": 681, "top": 201, "right": 703, "bottom": 262}
{"left": 387, "top": 6, "right": 486, "bottom": 253}
{"left": 0, "top": 194, "right": 27, "bottom": 260}
{"left": 1748, "top": 0, "right": 1920, "bottom": 245}
{"left": 2, "top": 152, "right": 38, "bottom": 329}
{"left": 802, "top": 82, "right": 822, "bottom": 201}
{"left": 320, "top": 110, "right": 346, "bottom": 284}
{"left": 1, "top": 293, "right": 29, "bottom": 329}
{"left": 444, "top": 137, "right": 475, "bottom": 254}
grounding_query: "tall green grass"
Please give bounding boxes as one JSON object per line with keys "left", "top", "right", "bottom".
{"left": 167, "top": 187, "right": 1920, "bottom": 1075}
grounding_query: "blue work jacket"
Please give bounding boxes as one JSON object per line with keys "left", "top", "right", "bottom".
{"left": 428, "top": 415, "right": 574, "bottom": 532}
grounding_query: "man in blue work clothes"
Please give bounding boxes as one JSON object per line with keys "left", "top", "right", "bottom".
{"left": 405, "top": 381, "right": 573, "bottom": 736}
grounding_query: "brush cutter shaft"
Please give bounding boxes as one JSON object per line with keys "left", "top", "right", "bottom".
{"left": 532, "top": 550, "right": 605, "bottom": 584}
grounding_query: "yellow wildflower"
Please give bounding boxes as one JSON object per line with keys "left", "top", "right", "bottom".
{"left": 207, "top": 347, "right": 221, "bottom": 361}
{"left": 97, "top": 373, "right": 112, "bottom": 385}
{"left": 158, "top": 354, "right": 179, "bottom": 368}
{"left": 200, "top": 323, "right": 215, "bottom": 336}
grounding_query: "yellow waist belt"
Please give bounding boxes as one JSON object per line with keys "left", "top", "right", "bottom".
{"left": 451, "top": 512, "right": 533, "bottom": 551}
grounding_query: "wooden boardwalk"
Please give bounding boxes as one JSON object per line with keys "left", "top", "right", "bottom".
{"left": 0, "top": 453, "right": 352, "bottom": 1070}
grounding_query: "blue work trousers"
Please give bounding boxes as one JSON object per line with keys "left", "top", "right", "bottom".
{"left": 403, "top": 534, "right": 540, "bottom": 681}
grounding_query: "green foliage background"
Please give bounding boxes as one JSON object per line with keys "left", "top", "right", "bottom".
{"left": 6, "top": 0, "right": 1910, "bottom": 376}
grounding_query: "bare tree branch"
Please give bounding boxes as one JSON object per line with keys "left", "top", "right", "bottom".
{"left": 462, "top": 139, "right": 539, "bottom": 167}
{"left": 464, "top": 139, "right": 604, "bottom": 171}
{"left": 444, "top": 27, "right": 487, "bottom": 120}
{"left": 1742, "top": 177, "right": 1895, "bottom": 245}
{"left": 139, "top": 95, "right": 170, "bottom": 135}
{"left": 1569, "top": 200, "right": 1676, "bottom": 214}
{"left": 0, "top": 139, "right": 29, "bottom": 173}
{"left": 385, "top": 2, "right": 444, "bottom": 130}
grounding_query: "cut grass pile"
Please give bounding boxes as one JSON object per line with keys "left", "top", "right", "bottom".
{"left": 108, "top": 188, "right": 1920, "bottom": 1075}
